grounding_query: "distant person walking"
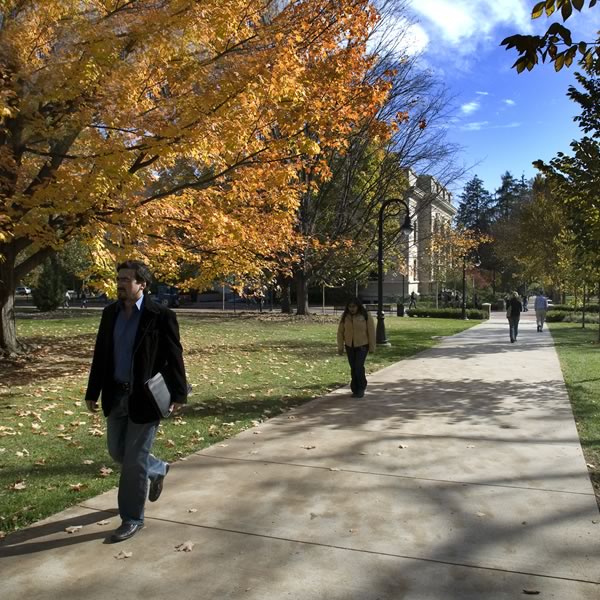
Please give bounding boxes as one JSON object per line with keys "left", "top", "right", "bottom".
{"left": 534, "top": 292, "right": 549, "bottom": 332}
{"left": 522, "top": 294, "right": 528, "bottom": 312}
{"left": 337, "top": 298, "right": 375, "bottom": 398}
{"left": 408, "top": 291, "right": 417, "bottom": 309}
{"left": 506, "top": 291, "right": 523, "bottom": 343}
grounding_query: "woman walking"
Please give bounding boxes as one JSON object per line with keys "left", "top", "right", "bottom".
{"left": 337, "top": 298, "right": 376, "bottom": 398}
{"left": 506, "top": 291, "right": 523, "bottom": 343}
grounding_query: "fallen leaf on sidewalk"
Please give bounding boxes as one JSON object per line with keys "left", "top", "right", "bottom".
{"left": 175, "top": 541, "right": 195, "bottom": 552}
{"left": 96, "top": 520, "right": 110, "bottom": 526}
{"left": 466, "top": 445, "right": 476, "bottom": 449}
{"left": 522, "top": 591, "right": 540, "bottom": 595}
{"left": 398, "top": 444, "right": 408, "bottom": 449}
{"left": 476, "top": 512, "right": 487, "bottom": 517}
{"left": 114, "top": 551, "right": 132, "bottom": 559}
{"left": 329, "top": 467, "right": 340, "bottom": 471}
{"left": 359, "top": 452, "right": 368, "bottom": 455}
{"left": 301, "top": 445, "right": 316, "bottom": 450}
{"left": 188, "top": 508, "right": 197, "bottom": 513}
{"left": 65, "top": 526, "right": 83, "bottom": 534}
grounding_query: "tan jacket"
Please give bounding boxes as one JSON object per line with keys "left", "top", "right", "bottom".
{"left": 337, "top": 312, "right": 376, "bottom": 353}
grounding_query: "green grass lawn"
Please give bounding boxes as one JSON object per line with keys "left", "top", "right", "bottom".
{"left": 0, "top": 311, "right": 477, "bottom": 536}
{"left": 549, "top": 322, "right": 600, "bottom": 503}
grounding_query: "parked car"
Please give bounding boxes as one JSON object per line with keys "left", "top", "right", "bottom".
{"left": 154, "top": 284, "right": 180, "bottom": 308}
{"left": 15, "top": 286, "right": 32, "bottom": 295}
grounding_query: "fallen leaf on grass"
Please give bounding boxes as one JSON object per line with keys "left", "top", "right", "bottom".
{"left": 165, "top": 439, "right": 176, "bottom": 448}
{"left": 175, "top": 541, "right": 195, "bottom": 552}
{"left": 69, "top": 483, "right": 86, "bottom": 492}
{"left": 82, "top": 459, "right": 94, "bottom": 465}
{"left": 115, "top": 551, "right": 132, "bottom": 559}
{"left": 65, "top": 526, "right": 83, "bottom": 534}
{"left": 88, "top": 428, "right": 103, "bottom": 437}
{"left": 586, "top": 463, "right": 596, "bottom": 469}
{"left": 99, "top": 467, "right": 113, "bottom": 477}
{"left": 34, "top": 458, "right": 46, "bottom": 466}
{"left": 10, "top": 481, "right": 26, "bottom": 491}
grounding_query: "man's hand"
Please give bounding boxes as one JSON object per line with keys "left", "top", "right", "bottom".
{"left": 169, "top": 402, "right": 184, "bottom": 416}
{"left": 86, "top": 400, "right": 98, "bottom": 413}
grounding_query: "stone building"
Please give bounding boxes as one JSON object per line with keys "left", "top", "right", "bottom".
{"left": 361, "top": 169, "right": 456, "bottom": 303}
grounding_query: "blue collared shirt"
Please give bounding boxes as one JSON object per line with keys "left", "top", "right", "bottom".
{"left": 113, "top": 295, "right": 144, "bottom": 383}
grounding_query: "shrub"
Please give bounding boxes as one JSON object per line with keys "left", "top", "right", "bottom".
{"left": 407, "top": 307, "right": 486, "bottom": 320}
{"left": 545, "top": 311, "right": 569, "bottom": 322}
{"left": 549, "top": 304, "right": 600, "bottom": 313}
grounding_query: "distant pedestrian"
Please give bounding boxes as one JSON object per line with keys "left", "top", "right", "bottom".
{"left": 506, "top": 291, "right": 523, "bottom": 343}
{"left": 522, "top": 294, "right": 528, "bottom": 312}
{"left": 534, "top": 292, "right": 549, "bottom": 332}
{"left": 63, "top": 291, "right": 70, "bottom": 308}
{"left": 80, "top": 290, "right": 88, "bottom": 309}
{"left": 408, "top": 291, "right": 417, "bottom": 309}
{"left": 337, "top": 298, "right": 375, "bottom": 398}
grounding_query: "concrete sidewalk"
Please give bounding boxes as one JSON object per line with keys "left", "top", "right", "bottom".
{"left": 2, "top": 315, "right": 599, "bottom": 599}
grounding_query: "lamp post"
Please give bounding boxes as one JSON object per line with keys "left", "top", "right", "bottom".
{"left": 377, "top": 197, "right": 413, "bottom": 346}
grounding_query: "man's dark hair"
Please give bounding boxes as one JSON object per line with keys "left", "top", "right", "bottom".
{"left": 117, "top": 260, "right": 153, "bottom": 292}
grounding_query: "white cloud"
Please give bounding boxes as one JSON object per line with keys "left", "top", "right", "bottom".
{"left": 409, "top": 0, "right": 532, "bottom": 52}
{"left": 504, "top": 99, "right": 516, "bottom": 106}
{"left": 462, "top": 121, "right": 489, "bottom": 131}
{"left": 461, "top": 101, "right": 480, "bottom": 115}
{"left": 476, "top": 91, "right": 489, "bottom": 95}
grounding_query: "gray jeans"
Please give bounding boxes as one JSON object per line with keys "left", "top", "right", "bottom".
{"left": 106, "top": 392, "right": 166, "bottom": 524}
{"left": 508, "top": 316, "right": 520, "bottom": 342}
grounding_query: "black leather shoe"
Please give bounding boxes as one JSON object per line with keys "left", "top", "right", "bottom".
{"left": 149, "top": 463, "right": 170, "bottom": 502}
{"left": 110, "top": 521, "right": 144, "bottom": 543}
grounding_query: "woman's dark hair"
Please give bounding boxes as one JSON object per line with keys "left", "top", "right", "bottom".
{"left": 117, "top": 260, "right": 153, "bottom": 293}
{"left": 341, "top": 297, "right": 368, "bottom": 321}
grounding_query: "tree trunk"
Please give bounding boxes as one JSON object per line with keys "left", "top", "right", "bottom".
{"left": 295, "top": 270, "right": 310, "bottom": 316}
{"left": 582, "top": 284, "right": 586, "bottom": 329}
{"left": 279, "top": 278, "right": 292, "bottom": 314}
{"left": 0, "top": 245, "right": 18, "bottom": 355}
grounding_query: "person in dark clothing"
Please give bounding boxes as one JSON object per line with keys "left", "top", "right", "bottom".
{"left": 506, "top": 291, "right": 523, "bottom": 343}
{"left": 85, "top": 260, "right": 188, "bottom": 543}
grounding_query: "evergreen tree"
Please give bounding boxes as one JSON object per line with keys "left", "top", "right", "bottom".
{"left": 455, "top": 176, "right": 494, "bottom": 232}
{"left": 32, "top": 257, "right": 66, "bottom": 312}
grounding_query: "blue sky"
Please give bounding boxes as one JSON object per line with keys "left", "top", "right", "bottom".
{"left": 401, "top": 0, "right": 600, "bottom": 198}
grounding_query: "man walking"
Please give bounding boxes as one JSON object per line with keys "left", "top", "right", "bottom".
{"left": 85, "top": 260, "right": 188, "bottom": 542}
{"left": 534, "top": 292, "right": 549, "bottom": 332}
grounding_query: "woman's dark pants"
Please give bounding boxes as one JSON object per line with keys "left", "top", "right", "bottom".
{"left": 346, "top": 345, "right": 369, "bottom": 394}
{"left": 509, "top": 316, "right": 520, "bottom": 342}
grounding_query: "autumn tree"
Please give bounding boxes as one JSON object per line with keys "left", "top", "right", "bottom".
{"left": 502, "top": 0, "right": 600, "bottom": 72}
{"left": 0, "top": 0, "right": 385, "bottom": 353}
{"left": 287, "top": 1, "right": 463, "bottom": 314}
